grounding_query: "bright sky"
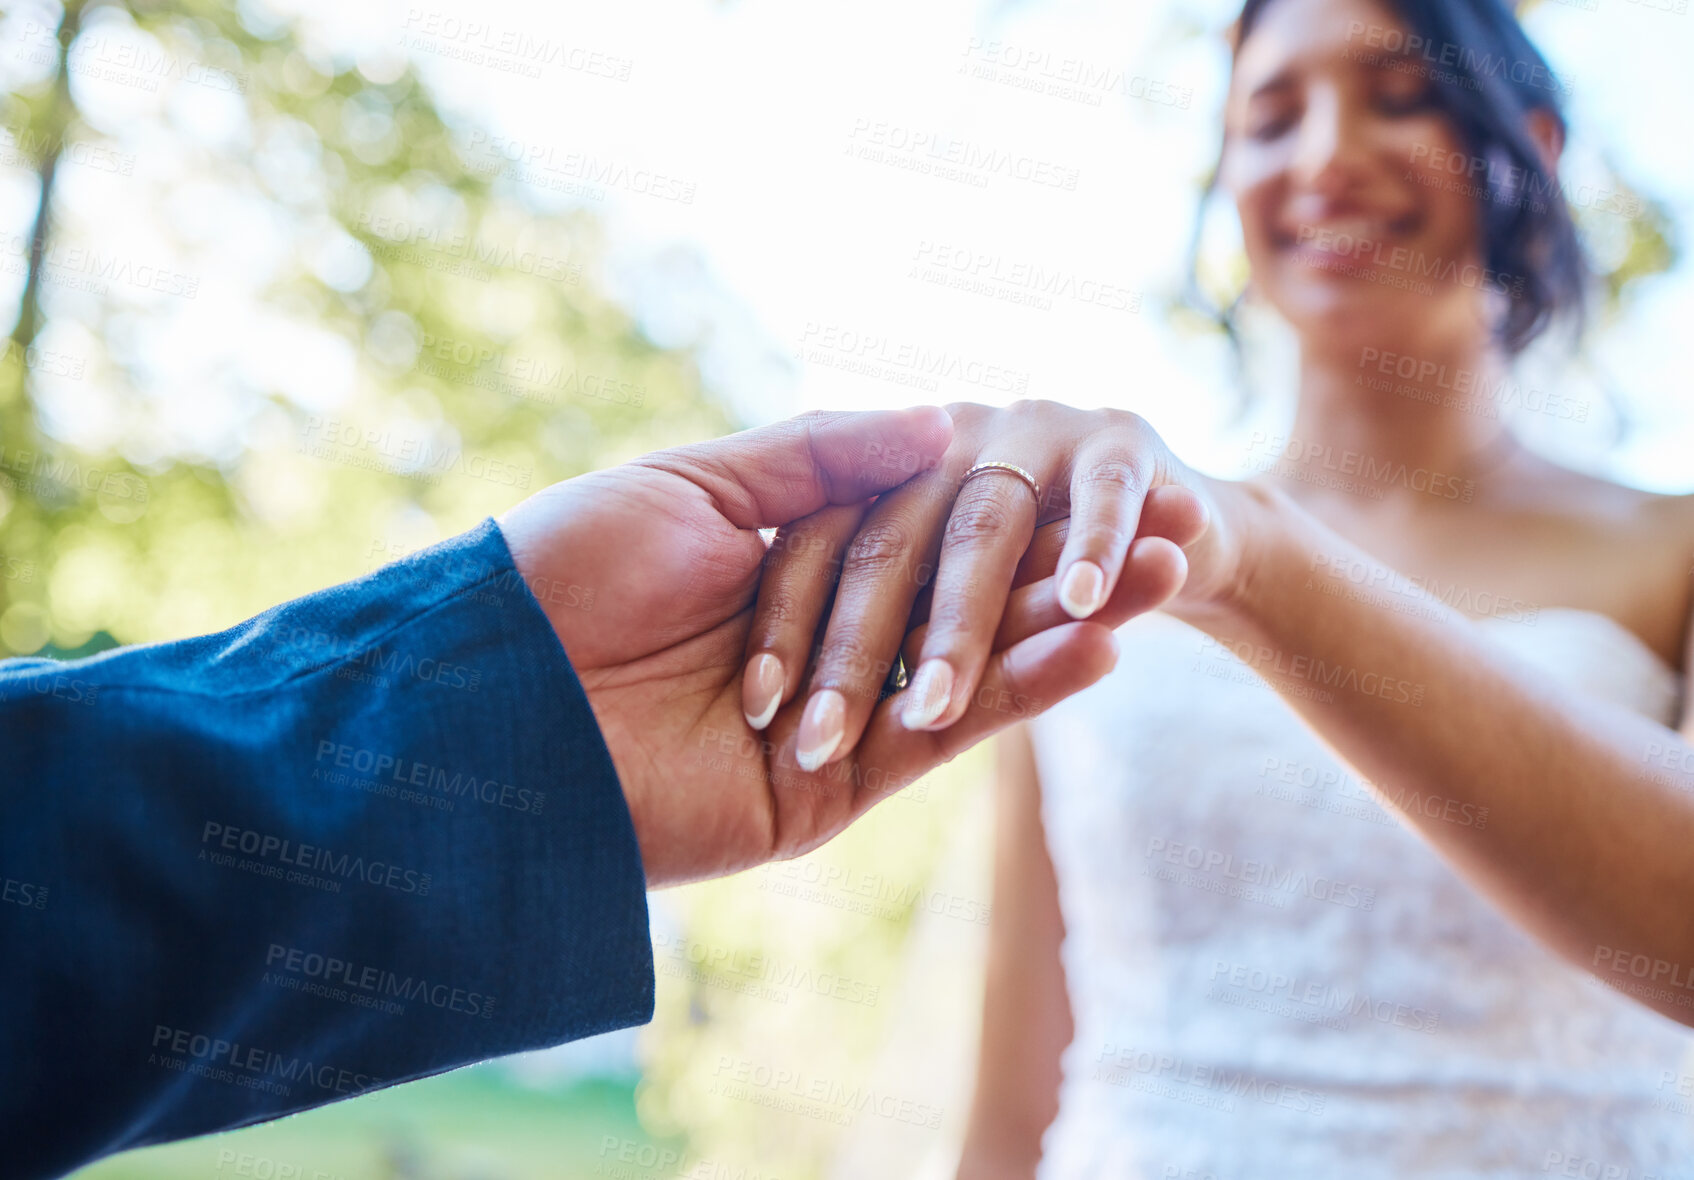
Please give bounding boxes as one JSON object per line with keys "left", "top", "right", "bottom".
{"left": 4, "top": 0, "right": 1693, "bottom": 487}
{"left": 376, "top": 0, "right": 1694, "bottom": 489}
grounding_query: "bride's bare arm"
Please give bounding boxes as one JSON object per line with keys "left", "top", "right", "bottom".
{"left": 956, "top": 727, "right": 1072, "bottom": 1180}
{"left": 1169, "top": 483, "right": 1694, "bottom": 1027}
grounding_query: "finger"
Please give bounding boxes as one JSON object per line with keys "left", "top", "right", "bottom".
{"left": 1011, "top": 518, "right": 1074, "bottom": 592}
{"left": 904, "top": 534, "right": 1188, "bottom": 664}
{"left": 1015, "top": 483, "right": 1208, "bottom": 590}
{"left": 844, "top": 621, "right": 1122, "bottom": 825}
{"left": 792, "top": 483, "right": 951, "bottom": 772}
{"left": 903, "top": 507, "right": 1055, "bottom": 637}
{"left": 901, "top": 484, "right": 1203, "bottom": 634}
{"left": 898, "top": 483, "right": 1202, "bottom": 646}
{"left": 898, "top": 466, "right": 1041, "bottom": 733}
{"left": 740, "top": 502, "right": 868, "bottom": 730}
{"left": 1050, "top": 441, "right": 1153, "bottom": 621}
{"left": 641, "top": 406, "right": 952, "bottom": 530}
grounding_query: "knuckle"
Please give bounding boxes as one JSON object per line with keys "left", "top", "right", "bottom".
{"left": 943, "top": 401, "right": 993, "bottom": 433}
{"left": 926, "top": 591, "right": 985, "bottom": 638}
{"left": 756, "top": 585, "right": 806, "bottom": 631}
{"left": 1075, "top": 455, "right": 1146, "bottom": 497}
{"left": 1009, "top": 397, "right": 1070, "bottom": 424}
{"left": 843, "top": 520, "right": 915, "bottom": 577}
{"left": 945, "top": 492, "right": 1021, "bottom": 545}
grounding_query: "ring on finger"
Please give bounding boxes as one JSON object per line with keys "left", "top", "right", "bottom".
{"left": 958, "top": 460, "right": 1042, "bottom": 508}
{"left": 880, "top": 653, "right": 909, "bottom": 700}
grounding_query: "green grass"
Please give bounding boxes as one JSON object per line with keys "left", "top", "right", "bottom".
{"left": 71, "top": 1068, "right": 687, "bottom": 1180}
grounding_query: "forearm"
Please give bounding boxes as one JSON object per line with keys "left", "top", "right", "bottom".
{"left": 1176, "top": 482, "right": 1694, "bottom": 1023}
{"left": 0, "top": 521, "right": 654, "bottom": 1178}
{"left": 958, "top": 731, "right": 1067, "bottom": 1177}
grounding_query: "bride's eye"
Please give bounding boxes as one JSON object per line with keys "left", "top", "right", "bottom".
{"left": 1375, "top": 77, "right": 1435, "bottom": 115}
{"left": 1246, "top": 100, "right": 1298, "bottom": 142}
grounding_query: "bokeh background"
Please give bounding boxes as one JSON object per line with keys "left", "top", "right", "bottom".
{"left": 2, "top": 0, "right": 1689, "bottom": 1176}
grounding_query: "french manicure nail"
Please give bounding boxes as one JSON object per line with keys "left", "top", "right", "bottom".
{"left": 1059, "top": 560, "right": 1106, "bottom": 619}
{"left": 796, "top": 690, "right": 847, "bottom": 771}
{"left": 901, "top": 659, "right": 955, "bottom": 730}
{"left": 742, "top": 653, "right": 785, "bottom": 730}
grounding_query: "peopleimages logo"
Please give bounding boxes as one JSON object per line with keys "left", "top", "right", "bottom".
{"left": 1145, "top": 836, "right": 1377, "bottom": 910}
{"left": 355, "top": 211, "right": 579, "bottom": 283}
{"left": 910, "top": 240, "right": 1140, "bottom": 313}
{"left": 0, "top": 445, "right": 150, "bottom": 505}
{"left": 796, "top": 321, "right": 1031, "bottom": 395}
{"left": 1, "top": 875, "right": 49, "bottom": 910}
{"left": 1342, "top": 20, "right": 1573, "bottom": 97}
{"left": 1196, "top": 633, "right": 1425, "bottom": 708}
{"left": 844, "top": 119, "right": 1081, "bottom": 192}
{"left": 400, "top": 11, "right": 635, "bottom": 81}
{"left": 1092, "top": 1042, "right": 1328, "bottom": 1115}
{"left": 265, "top": 944, "right": 496, "bottom": 1018}
{"left": 269, "top": 626, "right": 485, "bottom": 692}
{"left": 1293, "top": 227, "right": 1523, "bottom": 297}
{"left": 66, "top": 35, "right": 250, "bottom": 93}
{"left": 150, "top": 1025, "right": 379, "bottom": 1096}
{"left": 1592, "top": 944, "right": 1694, "bottom": 992}
{"left": 313, "top": 740, "right": 545, "bottom": 814}
{"left": 1206, "top": 959, "right": 1441, "bottom": 1033}
{"left": 711, "top": 1056, "right": 943, "bottom": 1130}
{"left": 1246, "top": 432, "right": 1475, "bottom": 504}
{"left": 1355, "top": 346, "right": 1588, "bottom": 423}
{"left": 652, "top": 930, "right": 881, "bottom": 1007}
{"left": 0, "top": 233, "right": 200, "bottom": 297}
{"left": 199, "top": 822, "right": 432, "bottom": 895}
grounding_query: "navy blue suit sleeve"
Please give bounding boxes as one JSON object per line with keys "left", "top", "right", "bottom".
{"left": 0, "top": 519, "right": 654, "bottom": 1180}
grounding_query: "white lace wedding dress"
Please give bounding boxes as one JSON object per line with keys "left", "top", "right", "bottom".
{"left": 1028, "top": 608, "right": 1694, "bottom": 1178}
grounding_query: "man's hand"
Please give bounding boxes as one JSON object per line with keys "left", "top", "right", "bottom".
{"left": 498, "top": 408, "right": 1128, "bottom": 886}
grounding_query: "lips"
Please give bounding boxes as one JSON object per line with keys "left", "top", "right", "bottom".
{"left": 1276, "top": 210, "right": 1422, "bottom": 258}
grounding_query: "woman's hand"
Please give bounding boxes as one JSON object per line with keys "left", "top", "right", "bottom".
{"left": 500, "top": 407, "right": 1136, "bottom": 886}
{"left": 738, "top": 400, "right": 1258, "bottom": 771}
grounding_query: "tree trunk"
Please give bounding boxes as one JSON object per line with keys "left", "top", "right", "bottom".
{"left": 0, "top": 0, "right": 82, "bottom": 649}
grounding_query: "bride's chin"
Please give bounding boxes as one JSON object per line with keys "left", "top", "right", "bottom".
{"left": 1277, "top": 284, "right": 1420, "bottom": 344}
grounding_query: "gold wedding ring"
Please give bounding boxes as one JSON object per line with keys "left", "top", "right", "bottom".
{"left": 959, "top": 460, "right": 1042, "bottom": 508}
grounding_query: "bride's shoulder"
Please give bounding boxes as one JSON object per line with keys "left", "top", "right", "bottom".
{"left": 1512, "top": 464, "right": 1694, "bottom": 623}
{"left": 1513, "top": 455, "right": 1694, "bottom": 537}
{"left": 1646, "top": 486, "right": 1694, "bottom": 565}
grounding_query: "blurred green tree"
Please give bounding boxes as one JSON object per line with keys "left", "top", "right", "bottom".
{"left": 0, "top": 0, "right": 733, "bottom": 657}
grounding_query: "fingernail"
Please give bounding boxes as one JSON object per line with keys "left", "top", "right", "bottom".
{"left": 796, "top": 690, "right": 847, "bottom": 771}
{"left": 901, "top": 659, "right": 955, "bottom": 730}
{"left": 742, "top": 653, "right": 785, "bottom": 731}
{"left": 1059, "top": 560, "right": 1106, "bottom": 619}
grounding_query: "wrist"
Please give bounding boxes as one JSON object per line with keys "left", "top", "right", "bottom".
{"left": 1170, "top": 475, "right": 1297, "bottom": 633}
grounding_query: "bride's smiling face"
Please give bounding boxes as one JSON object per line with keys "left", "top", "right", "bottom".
{"left": 1221, "top": 0, "right": 1488, "bottom": 348}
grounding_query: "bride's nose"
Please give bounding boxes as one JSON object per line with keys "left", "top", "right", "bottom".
{"left": 1288, "top": 86, "right": 1373, "bottom": 198}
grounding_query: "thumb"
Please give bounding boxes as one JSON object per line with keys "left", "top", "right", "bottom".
{"left": 639, "top": 406, "right": 954, "bottom": 529}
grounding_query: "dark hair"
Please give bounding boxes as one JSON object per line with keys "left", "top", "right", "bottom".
{"left": 1193, "top": 0, "right": 1588, "bottom": 355}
